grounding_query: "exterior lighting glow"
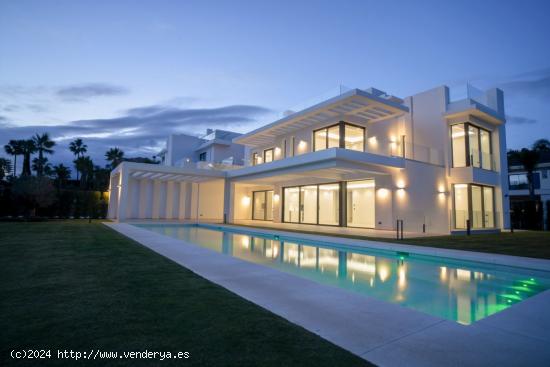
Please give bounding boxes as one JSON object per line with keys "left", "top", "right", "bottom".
{"left": 377, "top": 188, "right": 389, "bottom": 199}
{"left": 273, "top": 194, "right": 280, "bottom": 202}
{"left": 274, "top": 147, "right": 281, "bottom": 156}
{"left": 241, "top": 195, "right": 251, "bottom": 206}
{"left": 298, "top": 140, "right": 307, "bottom": 150}
{"left": 396, "top": 179, "right": 406, "bottom": 189}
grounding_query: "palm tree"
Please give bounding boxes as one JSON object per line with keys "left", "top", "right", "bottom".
{"left": 20, "top": 139, "right": 37, "bottom": 176}
{"left": 0, "top": 158, "right": 12, "bottom": 180}
{"left": 105, "top": 147, "right": 124, "bottom": 170}
{"left": 74, "top": 156, "right": 94, "bottom": 188}
{"left": 52, "top": 164, "right": 71, "bottom": 189}
{"left": 32, "top": 156, "right": 52, "bottom": 176}
{"left": 69, "top": 138, "right": 88, "bottom": 180}
{"left": 32, "top": 133, "right": 56, "bottom": 176}
{"left": 4, "top": 139, "right": 24, "bottom": 177}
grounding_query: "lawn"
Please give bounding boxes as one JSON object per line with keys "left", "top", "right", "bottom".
{"left": 237, "top": 225, "right": 550, "bottom": 260}
{"left": 0, "top": 221, "right": 371, "bottom": 366}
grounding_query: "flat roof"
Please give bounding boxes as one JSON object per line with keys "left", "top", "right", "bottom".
{"left": 234, "top": 88, "right": 409, "bottom": 147}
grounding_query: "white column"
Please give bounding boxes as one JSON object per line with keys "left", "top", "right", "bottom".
{"left": 139, "top": 179, "right": 148, "bottom": 218}
{"left": 116, "top": 168, "right": 130, "bottom": 221}
{"left": 107, "top": 173, "right": 119, "bottom": 219}
{"left": 223, "top": 179, "right": 231, "bottom": 223}
{"left": 152, "top": 180, "right": 161, "bottom": 219}
{"left": 178, "top": 182, "right": 187, "bottom": 220}
{"left": 158, "top": 181, "right": 167, "bottom": 219}
{"left": 165, "top": 181, "right": 174, "bottom": 219}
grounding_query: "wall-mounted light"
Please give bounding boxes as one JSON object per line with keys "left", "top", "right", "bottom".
{"left": 274, "top": 147, "right": 281, "bottom": 156}
{"left": 241, "top": 195, "right": 251, "bottom": 206}
{"left": 396, "top": 179, "right": 406, "bottom": 189}
{"left": 273, "top": 194, "right": 280, "bottom": 202}
{"left": 298, "top": 140, "right": 307, "bottom": 151}
{"left": 377, "top": 188, "right": 389, "bottom": 199}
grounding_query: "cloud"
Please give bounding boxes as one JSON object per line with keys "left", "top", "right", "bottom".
{"left": 499, "top": 69, "right": 550, "bottom": 99}
{"left": 56, "top": 83, "right": 129, "bottom": 101}
{"left": 0, "top": 103, "right": 271, "bottom": 167}
{"left": 506, "top": 115, "right": 537, "bottom": 124}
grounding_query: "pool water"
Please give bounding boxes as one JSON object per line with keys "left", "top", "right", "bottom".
{"left": 135, "top": 223, "right": 550, "bottom": 324}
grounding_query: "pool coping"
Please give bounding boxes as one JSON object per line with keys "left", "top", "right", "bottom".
{"left": 105, "top": 222, "right": 550, "bottom": 367}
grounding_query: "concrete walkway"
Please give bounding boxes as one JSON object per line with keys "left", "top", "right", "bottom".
{"left": 105, "top": 222, "right": 550, "bottom": 367}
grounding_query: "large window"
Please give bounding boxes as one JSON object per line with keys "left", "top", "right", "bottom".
{"left": 313, "top": 122, "right": 365, "bottom": 152}
{"left": 453, "top": 184, "right": 495, "bottom": 229}
{"left": 252, "top": 190, "right": 273, "bottom": 220}
{"left": 264, "top": 148, "right": 274, "bottom": 163}
{"left": 346, "top": 180, "right": 375, "bottom": 228}
{"left": 283, "top": 183, "right": 340, "bottom": 226}
{"left": 451, "top": 123, "right": 492, "bottom": 170}
{"left": 252, "top": 152, "right": 262, "bottom": 165}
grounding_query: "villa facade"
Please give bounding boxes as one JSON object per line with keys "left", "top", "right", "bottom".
{"left": 108, "top": 85, "right": 510, "bottom": 234}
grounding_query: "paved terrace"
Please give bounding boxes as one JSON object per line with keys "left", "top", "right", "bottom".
{"left": 105, "top": 222, "right": 550, "bottom": 367}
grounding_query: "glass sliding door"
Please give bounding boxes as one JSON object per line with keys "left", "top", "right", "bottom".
{"left": 469, "top": 126, "right": 481, "bottom": 168}
{"left": 253, "top": 191, "right": 265, "bottom": 220}
{"left": 451, "top": 123, "right": 492, "bottom": 170}
{"left": 453, "top": 184, "right": 496, "bottom": 229}
{"left": 346, "top": 180, "right": 375, "bottom": 228}
{"left": 252, "top": 190, "right": 273, "bottom": 221}
{"left": 314, "top": 129, "right": 327, "bottom": 152}
{"left": 453, "top": 184, "right": 469, "bottom": 229}
{"left": 327, "top": 125, "right": 340, "bottom": 148}
{"left": 483, "top": 186, "right": 494, "bottom": 228}
{"left": 480, "top": 129, "right": 491, "bottom": 170}
{"left": 451, "top": 124, "right": 467, "bottom": 167}
{"left": 284, "top": 187, "right": 300, "bottom": 223}
{"left": 313, "top": 122, "right": 365, "bottom": 152}
{"left": 471, "top": 185, "right": 483, "bottom": 228}
{"left": 266, "top": 191, "right": 273, "bottom": 221}
{"left": 300, "top": 185, "right": 318, "bottom": 224}
{"left": 318, "top": 183, "right": 339, "bottom": 225}
{"left": 344, "top": 124, "right": 364, "bottom": 151}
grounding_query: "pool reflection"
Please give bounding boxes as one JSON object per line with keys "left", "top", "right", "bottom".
{"left": 142, "top": 225, "right": 549, "bottom": 324}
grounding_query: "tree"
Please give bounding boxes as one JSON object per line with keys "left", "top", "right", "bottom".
{"left": 11, "top": 176, "right": 55, "bottom": 216}
{"left": 4, "top": 139, "right": 24, "bottom": 177}
{"left": 509, "top": 148, "right": 540, "bottom": 199}
{"left": 0, "top": 158, "right": 12, "bottom": 180}
{"left": 32, "top": 156, "right": 52, "bottom": 177}
{"left": 69, "top": 138, "right": 88, "bottom": 180}
{"left": 20, "top": 139, "right": 37, "bottom": 176}
{"left": 105, "top": 147, "right": 124, "bottom": 170}
{"left": 52, "top": 164, "right": 71, "bottom": 189}
{"left": 532, "top": 139, "right": 550, "bottom": 152}
{"left": 32, "top": 133, "right": 56, "bottom": 176}
{"left": 74, "top": 156, "right": 94, "bottom": 189}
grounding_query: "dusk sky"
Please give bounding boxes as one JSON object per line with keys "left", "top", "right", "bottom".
{"left": 1, "top": 0, "right": 549, "bottom": 169}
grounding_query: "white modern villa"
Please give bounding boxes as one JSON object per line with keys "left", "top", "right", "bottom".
{"left": 108, "top": 85, "right": 510, "bottom": 235}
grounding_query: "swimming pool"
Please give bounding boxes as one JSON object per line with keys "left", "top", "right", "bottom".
{"left": 134, "top": 223, "right": 550, "bottom": 325}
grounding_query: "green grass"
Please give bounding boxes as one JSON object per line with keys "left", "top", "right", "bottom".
{"left": 235, "top": 224, "right": 550, "bottom": 260}
{"left": 0, "top": 221, "right": 371, "bottom": 367}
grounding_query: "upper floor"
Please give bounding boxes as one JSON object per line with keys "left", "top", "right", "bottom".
{"left": 232, "top": 85, "right": 507, "bottom": 181}
{"left": 159, "top": 129, "right": 245, "bottom": 170}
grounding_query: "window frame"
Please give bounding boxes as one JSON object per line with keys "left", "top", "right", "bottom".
{"left": 198, "top": 152, "right": 207, "bottom": 161}
{"left": 450, "top": 122, "right": 493, "bottom": 170}
{"left": 263, "top": 148, "right": 274, "bottom": 163}
{"left": 282, "top": 182, "right": 341, "bottom": 227}
{"left": 452, "top": 183, "right": 495, "bottom": 229}
{"left": 252, "top": 190, "right": 274, "bottom": 221}
{"left": 312, "top": 121, "right": 366, "bottom": 152}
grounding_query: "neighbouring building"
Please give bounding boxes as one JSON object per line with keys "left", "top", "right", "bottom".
{"left": 108, "top": 85, "right": 510, "bottom": 234}
{"left": 508, "top": 151, "right": 550, "bottom": 230}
